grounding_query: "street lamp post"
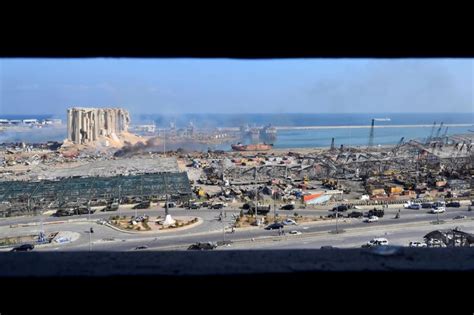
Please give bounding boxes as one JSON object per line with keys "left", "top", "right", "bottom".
{"left": 254, "top": 187, "right": 262, "bottom": 226}
{"left": 118, "top": 185, "right": 122, "bottom": 217}
{"left": 273, "top": 188, "right": 277, "bottom": 219}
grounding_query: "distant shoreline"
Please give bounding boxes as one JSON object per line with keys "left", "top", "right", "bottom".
{"left": 218, "top": 123, "right": 473, "bottom": 131}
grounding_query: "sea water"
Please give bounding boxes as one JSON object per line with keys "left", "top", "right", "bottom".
{"left": 1, "top": 113, "right": 473, "bottom": 149}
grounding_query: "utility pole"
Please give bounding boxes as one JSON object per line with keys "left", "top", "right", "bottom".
{"left": 273, "top": 188, "right": 276, "bottom": 219}
{"left": 118, "top": 184, "right": 122, "bottom": 205}
{"left": 254, "top": 188, "right": 258, "bottom": 226}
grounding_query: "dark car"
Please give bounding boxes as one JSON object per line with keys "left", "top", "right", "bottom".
{"left": 367, "top": 208, "right": 384, "bottom": 218}
{"left": 210, "top": 203, "right": 224, "bottom": 209}
{"left": 327, "top": 212, "right": 344, "bottom": 218}
{"left": 187, "top": 242, "right": 217, "bottom": 250}
{"left": 347, "top": 211, "right": 364, "bottom": 218}
{"left": 446, "top": 201, "right": 461, "bottom": 208}
{"left": 134, "top": 245, "right": 149, "bottom": 250}
{"left": 189, "top": 203, "right": 201, "bottom": 209}
{"left": 331, "top": 205, "right": 348, "bottom": 212}
{"left": 201, "top": 202, "right": 211, "bottom": 208}
{"left": 320, "top": 245, "right": 336, "bottom": 250}
{"left": 11, "top": 244, "right": 35, "bottom": 252}
{"left": 74, "top": 205, "right": 94, "bottom": 215}
{"left": 265, "top": 223, "right": 284, "bottom": 230}
{"left": 132, "top": 201, "right": 151, "bottom": 209}
{"left": 280, "top": 204, "right": 295, "bottom": 210}
{"left": 55, "top": 209, "right": 74, "bottom": 217}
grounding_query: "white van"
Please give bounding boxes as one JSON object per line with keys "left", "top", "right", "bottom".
{"left": 363, "top": 238, "right": 389, "bottom": 247}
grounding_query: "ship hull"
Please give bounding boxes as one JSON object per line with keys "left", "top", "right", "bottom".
{"left": 231, "top": 143, "right": 273, "bottom": 151}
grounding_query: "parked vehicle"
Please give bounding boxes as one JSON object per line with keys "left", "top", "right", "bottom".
{"left": 102, "top": 200, "right": 119, "bottom": 212}
{"left": 364, "top": 216, "right": 379, "bottom": 223}
{"left": 189, "top": 203, "right": 201, "bottom": 209}
{"left": 247, "top": 204, "right": 271, "bottom": 215}
{"left": 446, "top": 201, "right": 461, "bottom": 208}
{"left": 187, "top": 242, "right": 217, "bottom": 250}
{"left": 265, "top": 222, "right": 284, "bottom": 230}
{"left": 11, "top": 244, "right": 35, "bottom": 252}
{"left": 134, "top": 245, "right": 149, "bottom": 250}
{"left": 408, "top": 204, "right": 421, "bottom": 210}
{"left": 165, "top": 202, "right": 176, "bottom": 208}
{"left": 362, "top": 238, "right": 389, "bottom": 248}
{"left": 282, "top": 219, "right": 297, "bottom": 225}
{"left": 347, "top": 211, "right": 363, "bottom": 218}
{"left": 55, "top": 209, "right": 75, "bottom": 217}
{"left": 280, "top": 204, "right": 295, "bottom": 210}
{"left": 132, "top": 201, "right": 151, "bottom": 209}
{"left": 409, "top": 241, "right": 427, "bottom": 248}
{"left": 320, "top": 246, "right": 336, "bottom": 249}
{"left": 210, "top": 203, "right": 225, "bottom": 210}
{"left": 453, "top": 215, "right": 466, "bottom": 220}
{"left": 73, "top": 205, "right": 94, "bottom": 215}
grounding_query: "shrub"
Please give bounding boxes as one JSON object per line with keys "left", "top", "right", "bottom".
{"left": 294, "top": 212, "right": 299, "bottom": 217}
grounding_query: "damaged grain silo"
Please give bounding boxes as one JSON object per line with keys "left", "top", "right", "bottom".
{"left": 67, "top": 107, "right": 131, "bottom": 144}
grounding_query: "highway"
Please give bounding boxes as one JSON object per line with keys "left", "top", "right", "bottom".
{"left": 1, "top": 204, "right": 472, "bottom": 251}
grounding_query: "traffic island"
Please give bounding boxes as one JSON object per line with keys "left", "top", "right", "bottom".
{"left": 108, "top": 215, "right": 200, "bottom": 233}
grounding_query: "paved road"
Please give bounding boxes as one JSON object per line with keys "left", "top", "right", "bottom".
{"left": 1, "top": 205, "right": 472, "bottom": 251}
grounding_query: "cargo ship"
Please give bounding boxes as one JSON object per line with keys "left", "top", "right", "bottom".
{"left": 231, "top": 143, "right": 273, "bottom": 151}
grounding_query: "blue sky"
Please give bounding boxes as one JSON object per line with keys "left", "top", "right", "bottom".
{"left": 0, "top": 58, "right": 472, "bottom": 115}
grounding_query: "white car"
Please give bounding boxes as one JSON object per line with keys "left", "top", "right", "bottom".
{"left": 289, "top": 230, "right": 302, "bottom": 235}
{"left": 282, "top": 219, "right": 298, "bottom": 225}
{"left": 409, "top": 241, "right": 427, "bottom": 248}
{"left": 409, "top": 204, "right": 421, "bottom": 210}
{"left": 426, "top": 239, "right": 443, "bottom": 247}
{"left": 431, "top": 207, "right": 445, "bottom": 213}
{"left": 364, "top": 238, "right": 389, "bottom": 247}
{"left": 364, "top": 216, "right": 379, "bottom": 223}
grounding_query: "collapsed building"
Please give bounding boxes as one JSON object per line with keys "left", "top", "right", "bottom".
{"left": 67, "top": 107, "right": 131, "bottom": 144}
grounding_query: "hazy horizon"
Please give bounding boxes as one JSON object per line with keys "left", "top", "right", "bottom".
{"left": 0, "top": 58, "right": 472, "bottom": 115}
